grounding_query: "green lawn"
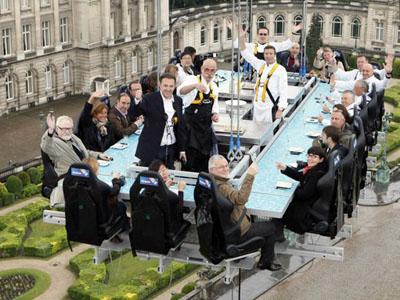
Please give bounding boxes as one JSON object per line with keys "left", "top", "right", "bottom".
{"left": 384, "top": 84, "right": 400, "bottom": 160}
{"left": 28, "top": 219, "right": 63, "bottom": 239}
{"left": 0, "top": 268, "right": 51, "bottom": 300}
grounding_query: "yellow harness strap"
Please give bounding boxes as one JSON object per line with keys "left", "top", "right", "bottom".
{"left": 253, "top": 42, "right": 258, "bottom": 55}
{"left": 191, "top": 76, "right": 216, "bottom": 105}
{"left": 255, "top": 63, "right": 279, "bottom": 103}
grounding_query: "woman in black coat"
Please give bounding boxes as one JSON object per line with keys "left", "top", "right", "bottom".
{"left": 274, "top": 146, "right": 328, "bottom": 235}
{"left": 78, "top": 93, "right": 116, "bottom": 152}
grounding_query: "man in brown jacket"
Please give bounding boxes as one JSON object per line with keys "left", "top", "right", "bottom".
{"left": 208, "top": 155, "right": 281, "bottom": 271}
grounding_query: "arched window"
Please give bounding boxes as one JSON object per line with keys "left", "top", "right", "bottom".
{"left": 173, "top": 31, "right": 180, "bottom": 51}
{"left": 257, "top": 16, "right": 267, "bottom": 30}
{"left": 63, "top": 62, "right": 70, "bottom": 85}
{"left": 351, "top": 18, "right": 361, "bottom": 39}
{"left": 213, "top": 23, "right": 219, "bottom": 43}
{"left": 226, "top": 26, "right": 232, "bottom": 40}
{"left": 45, "top": 66, "right": 52, "bottom": 90}
{"left": 5, "top": 75, "right": 13, "bottom": 100}
{"left": 114, "top": 56, "right": 121, "bottom": 78}
{"left": 200, "top": 25, "right": 206, "bottom": 46}
{"left": 25, "top": 70, "right": 33, "bottom": 94}
{"left": 317, "top": 15, "right": 324, "bottom": 35}
{"left": 274, "top": 15, "right": 285, "bottom": 36}
{"left": 375, "top": 21, "right": 384, "bottom": 41}
{"left": 293, "top": 15, "right": 303, "bottom": 26}
{"left": 131, "top": 50, "right": 138, "bottom": 74}
{"left": 332, "top": 16, "right": 342, "bottom": 37}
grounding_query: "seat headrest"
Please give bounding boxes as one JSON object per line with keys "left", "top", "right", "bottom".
{"left": 131, "top": 170, "right": 169, "bottom": 194}
{"left": 329, "top": 150, "right": 341, "bottom": 171}
{"left": 67, "top": 163, "right": 95, "bottom": 180}
{"left": 197, "top": 173, "right": 214, "bottom": 191}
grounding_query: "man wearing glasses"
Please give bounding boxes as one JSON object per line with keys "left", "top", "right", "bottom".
{"left": 177, "top": 58, "right": 220, "bottom": 172}
{"left": 41, "top": 113, "right": 111, "bottom": 206}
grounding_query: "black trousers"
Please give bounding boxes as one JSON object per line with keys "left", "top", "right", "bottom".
{"left": 140, "top": 144, "right": 177, "bottom": 169}
{"left": 239, "top": 221, "right": 276, "bottom": 264}
{"left": 185, "top": 147, "right": 209, "bottom": 173}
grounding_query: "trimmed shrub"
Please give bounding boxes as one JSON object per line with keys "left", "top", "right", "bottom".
{"left": 0, "top": 182, "right": 7, "bottom": 196}
{"left": 181, "top": 282, "right": 196, "bottom": 295}
{"left": 23, "top": 228, "right": 68, "bottom": 257}
{"left": 27, "top": 167, "right": 42, "bottom": 184}
{"left": 171, "top": 293, "right": 184, "bottom": 300}
{"left": 18, "top": 171, "right": 31, "bottom": 186}
{"left": 23, "top": 184, "right": 41, "bottom": 198}
{"left": 5, "top": 175, "right": 23, "bottom": 198}
{"left": 392, "top": 59, "right": 400, "bottom": 79}
{"left": 0, "top": 192, "right": 16, "bottom": 206}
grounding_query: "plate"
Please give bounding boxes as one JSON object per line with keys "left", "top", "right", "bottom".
{"left": 306, "top": 132, "right": 320, "bottom": 138}
{"left": 224, "top": 100, "right": 247, "bottom": 107}
{"left": 289, "top": 162, "right": 298, "bottom": 168}
{"left": 110, "top": 143, "right": 128, "bottom": 150}
{"left": 288, "top": 147, "right": 304, "bottom": 154}
{"left": 276, "top": 181, "right": 293, "bottom": 189}
{"left": 305, "top": 117, "right": 319, "bottom": 123}
{"left": 98, "top": 160, "right": 110, "bottom": 167}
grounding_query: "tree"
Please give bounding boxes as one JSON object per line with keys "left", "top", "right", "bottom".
{"left": 306, "top": 13, "right": 323, "bottom": 69}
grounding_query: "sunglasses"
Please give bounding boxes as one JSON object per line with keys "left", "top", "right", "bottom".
{"left": 259, "top": 33, "right": 268, "bottom": 36}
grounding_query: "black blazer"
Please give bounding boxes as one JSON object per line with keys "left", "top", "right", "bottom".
{"left": 79, "top": 102, "right": 116, "bottom": 152}
{"left": 135, "top": 91, "right": 186, "bottom": 164}
{"left": 282, "top": 162, "right": 327, "bottom": 206}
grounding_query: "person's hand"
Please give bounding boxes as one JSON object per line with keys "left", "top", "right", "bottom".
{"left": 211, "top": 113, "right": 219, "bottom": 122}
{"left": 135, "top": 89, "right": 143, "bottom": 101}
{"left": 98, "top": 153, "right": 112, "bottom": 161}
{"left": 326, "top": 96, "right": 334, "bottom": 104}
{"left": 316, "top": 48, "right": 323, "bottom": 58}
{"left": 179, "top": 152, "right": 187, "bottom": 164}
{"left": 318, "top": 114, "right": 324, "bottom": 123}
{"left": 247, "top": 162, "right": 259, "bottom": 176}
{"left": 322, "top": 104, "right": 330, "bottom": 113}
{"left": 292, "top": 23, "right": 303, "bottom": 33}
{"left": 196, "top": 83, "right": 207, "bottom": 93}
{"left": 47, "top": 113, "right": 56, "bottom": 134}
{"left": 89, "top": 90, "right": 104, "bottom": 104}
{"left": 225, "top": 17, "right": 233, "bottom": 30}
{"left": 384, "top": 54, "right": 394, "bottom": 74}
{"left": 135, "top": 115, "right": 144, "bottom": 127}
{"left": 177, "top": 181, "right": 186, "bottom": 192}
{"left": 276, "top": 162, "right": 287, "bottom": 171}
{"left": 112, "top": 172, "right": 121, "bottom": 179}
{"left": 330, "top": 75, "right": 336, "bottom": 88}
{"left": 165, "top": 177, "right": 173, "bottom": 187}
{"left": 275, "top": 109, "right": 283, "bottom": 119}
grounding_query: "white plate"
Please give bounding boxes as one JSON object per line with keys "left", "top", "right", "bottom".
{"left": 306, "top": 131, "right": 320, "bottom": 138}
{"left": 288, "top": 147, "right": 304, "bottom": 154}
{"left": 224, "top": 100, "right": 247, "bottom": 107}
{"left": 110, "top": 143, "right": 128, "bottom": 150}
{"left": 98, "top": 160, "right": 110, "bottom": 167}
{"left": 276, "top": 181, "right": 293, "bottom": 189}
{"left": 305, "top": 117, "right": 319, "bottom": 123}
{"left": 289, "top": 162, "right": 298, "bottom": 168}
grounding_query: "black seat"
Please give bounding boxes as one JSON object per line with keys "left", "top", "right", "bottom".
{"left": 193, "top": 173, "right": 265, "bottom": 264}
{"left": 340, "top": 135, "right": 357, "bottom": 217}
{"left": 41, "top": 150, "right": 58, "bottom": 199}
{"left": 129, "top": 171, "right": 190, "bottom": 255}
{"left": 352, "top": 116, "right": 367, "bottom": 199}
{"left": 308, "top": 151, "right": 343, "bottom": 238}
{"left": 63, "top": 163, "right": 125, "bottom": 246}
{"left": 367, "top": 83, "right": 379, "bottom": 145}
{"left": 376, "top": 90, "right": 385, "bottom": 131}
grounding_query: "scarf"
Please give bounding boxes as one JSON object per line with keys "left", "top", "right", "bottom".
{"left": 303, "top": 165, "right": 312, "bottom": 175}
{"left": 92, "top": 118, "right": 108, "bottom": 136}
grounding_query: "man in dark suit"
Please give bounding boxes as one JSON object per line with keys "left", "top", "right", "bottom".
{"left": 109, "top": 93, "right": 144, "bottom": 141}
{"left": 135, "top": 73, "right": 186, "bottom": 169}
{"left": 320, "top": 125, "right": 348, "bottom": 159}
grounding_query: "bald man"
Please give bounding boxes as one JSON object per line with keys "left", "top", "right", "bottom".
{"left": 333, "top": 57, "right": 393, "bottom": 93}
{"left": 177, "top": 58, "right": 220, "bottom": 172}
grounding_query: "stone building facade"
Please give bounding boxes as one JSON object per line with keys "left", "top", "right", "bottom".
{"left": 170, "top": 0, "right": 400, "bottom": 58}
{"left": 0, "top": 0, "right": 169, "bottom": 115}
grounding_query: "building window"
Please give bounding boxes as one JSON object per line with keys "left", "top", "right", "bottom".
{"left": 63, "top": 62, "right": 70, "bottom": 84}
{"left": 375, "top": 21, "right": 384, "bottom": 41}
{"left": 351, "top": 18, "right": 361, "bottom": 39}
{"left": 131, "top": 51, "right": 138, "bottom": 74}
{"left": 274, "top": 15, "right": 285, "bottom": 36}
{"left": 40, "top": 0, "right": 50, "bottom": 7}
{"left": 5, "top": 75, "right": 13, "bottom": 100}
{"left": 200, "top": 26, "right": 206, "bottom": 46}
{"left": 60, "top": 17, "right": 68, "bottom": 43}
{"left": 397, "top": 25, "right": 400, "bottom": 44}
{"left": 45, "top": 66, "right": 52, "bottom": 90}
{"left": 213, "top": 23, "right": 219, "bottom": 43}
{"left": 42, "top": 20, "right": 51, "bottom": 47}
{"left": 21, "top": 0, "right": 30, "bottom": 8}
{"left": 147, "top": 48, "right": 153, "bottom": 70}
{"left": 317, "top": 15, "right": 324, "bottom": 35}
{"left": 227, "top": 27, "right": 232, "bottom": 40}
{"left": 25, "top": 70, "right": 33, "bottom": 94}
{"left": 0, "top": 0, "right": 10, "bottom": 11}
{"left": 114, "top": 56, "right": 121, "bottom": 78}
{"left": 332, "top": 16, "right": 342, "bottom": 37}
{"left": 293, "top": 15, "right": 302, "bottom": 26}
{"left": 22, "top": 24, "right": 32, "bottom": 51}
{"left": 257, "top": 16, "right": 267, "bottom": 30}
{"left": 2, "top": 28, "right": 11, "bottom": 56}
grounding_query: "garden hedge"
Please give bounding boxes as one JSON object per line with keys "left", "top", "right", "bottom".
{"left": 23, "top": 228, "right": 68, "bottom": 257}
{"left": 5, "top": 175, "right": 23, "bottom": 198}
{"left": 17, "top": 171, "right": 31, "bottom": 187}
{"left": 27, "top": 167, "right": 42, "bottom": 185}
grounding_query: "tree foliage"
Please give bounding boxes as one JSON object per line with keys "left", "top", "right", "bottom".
{"left": 306, "top": 13, "right": 323, "bottom": 69}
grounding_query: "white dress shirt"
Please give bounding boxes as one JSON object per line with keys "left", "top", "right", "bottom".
{"left": 234, "top": 39, "right": 293, "bottom": 54}
{"left": 160, "top": 93, "right": 176, "bottom": 146}
{"left": 241, "top": 48, "right": 288, "bottom": 123}
{"left": 335, "top": 75, "right": 389, "bottom": 93}
{"left": 176, "top": 63, "right": 194, "bottom": 87}
{"left": 335, "top": 68, "right": 386, "bottom": 81}
{"left": 177, "top": 75, "right": 220, "bottom": 114}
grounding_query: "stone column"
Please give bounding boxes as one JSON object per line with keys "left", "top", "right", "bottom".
{"left": 53, "top": 0, "right": 61, "bottom": 51}
{"left": 138, "top": 0, "right": 145, "bottom": 32}
{"left": 102, "top": 0, "right": 110, "bottom": 44}
{"left": 14, "top": 0, "right": 24, "bottom": 60}
{"left": 386, "top": 9, "right": 394, "bottom": 53}
{"left": 34, "top": 0, "right": 43, "bottom": 55}
{"left": 122, "top": 0, "right": 128, "bottom": 38}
